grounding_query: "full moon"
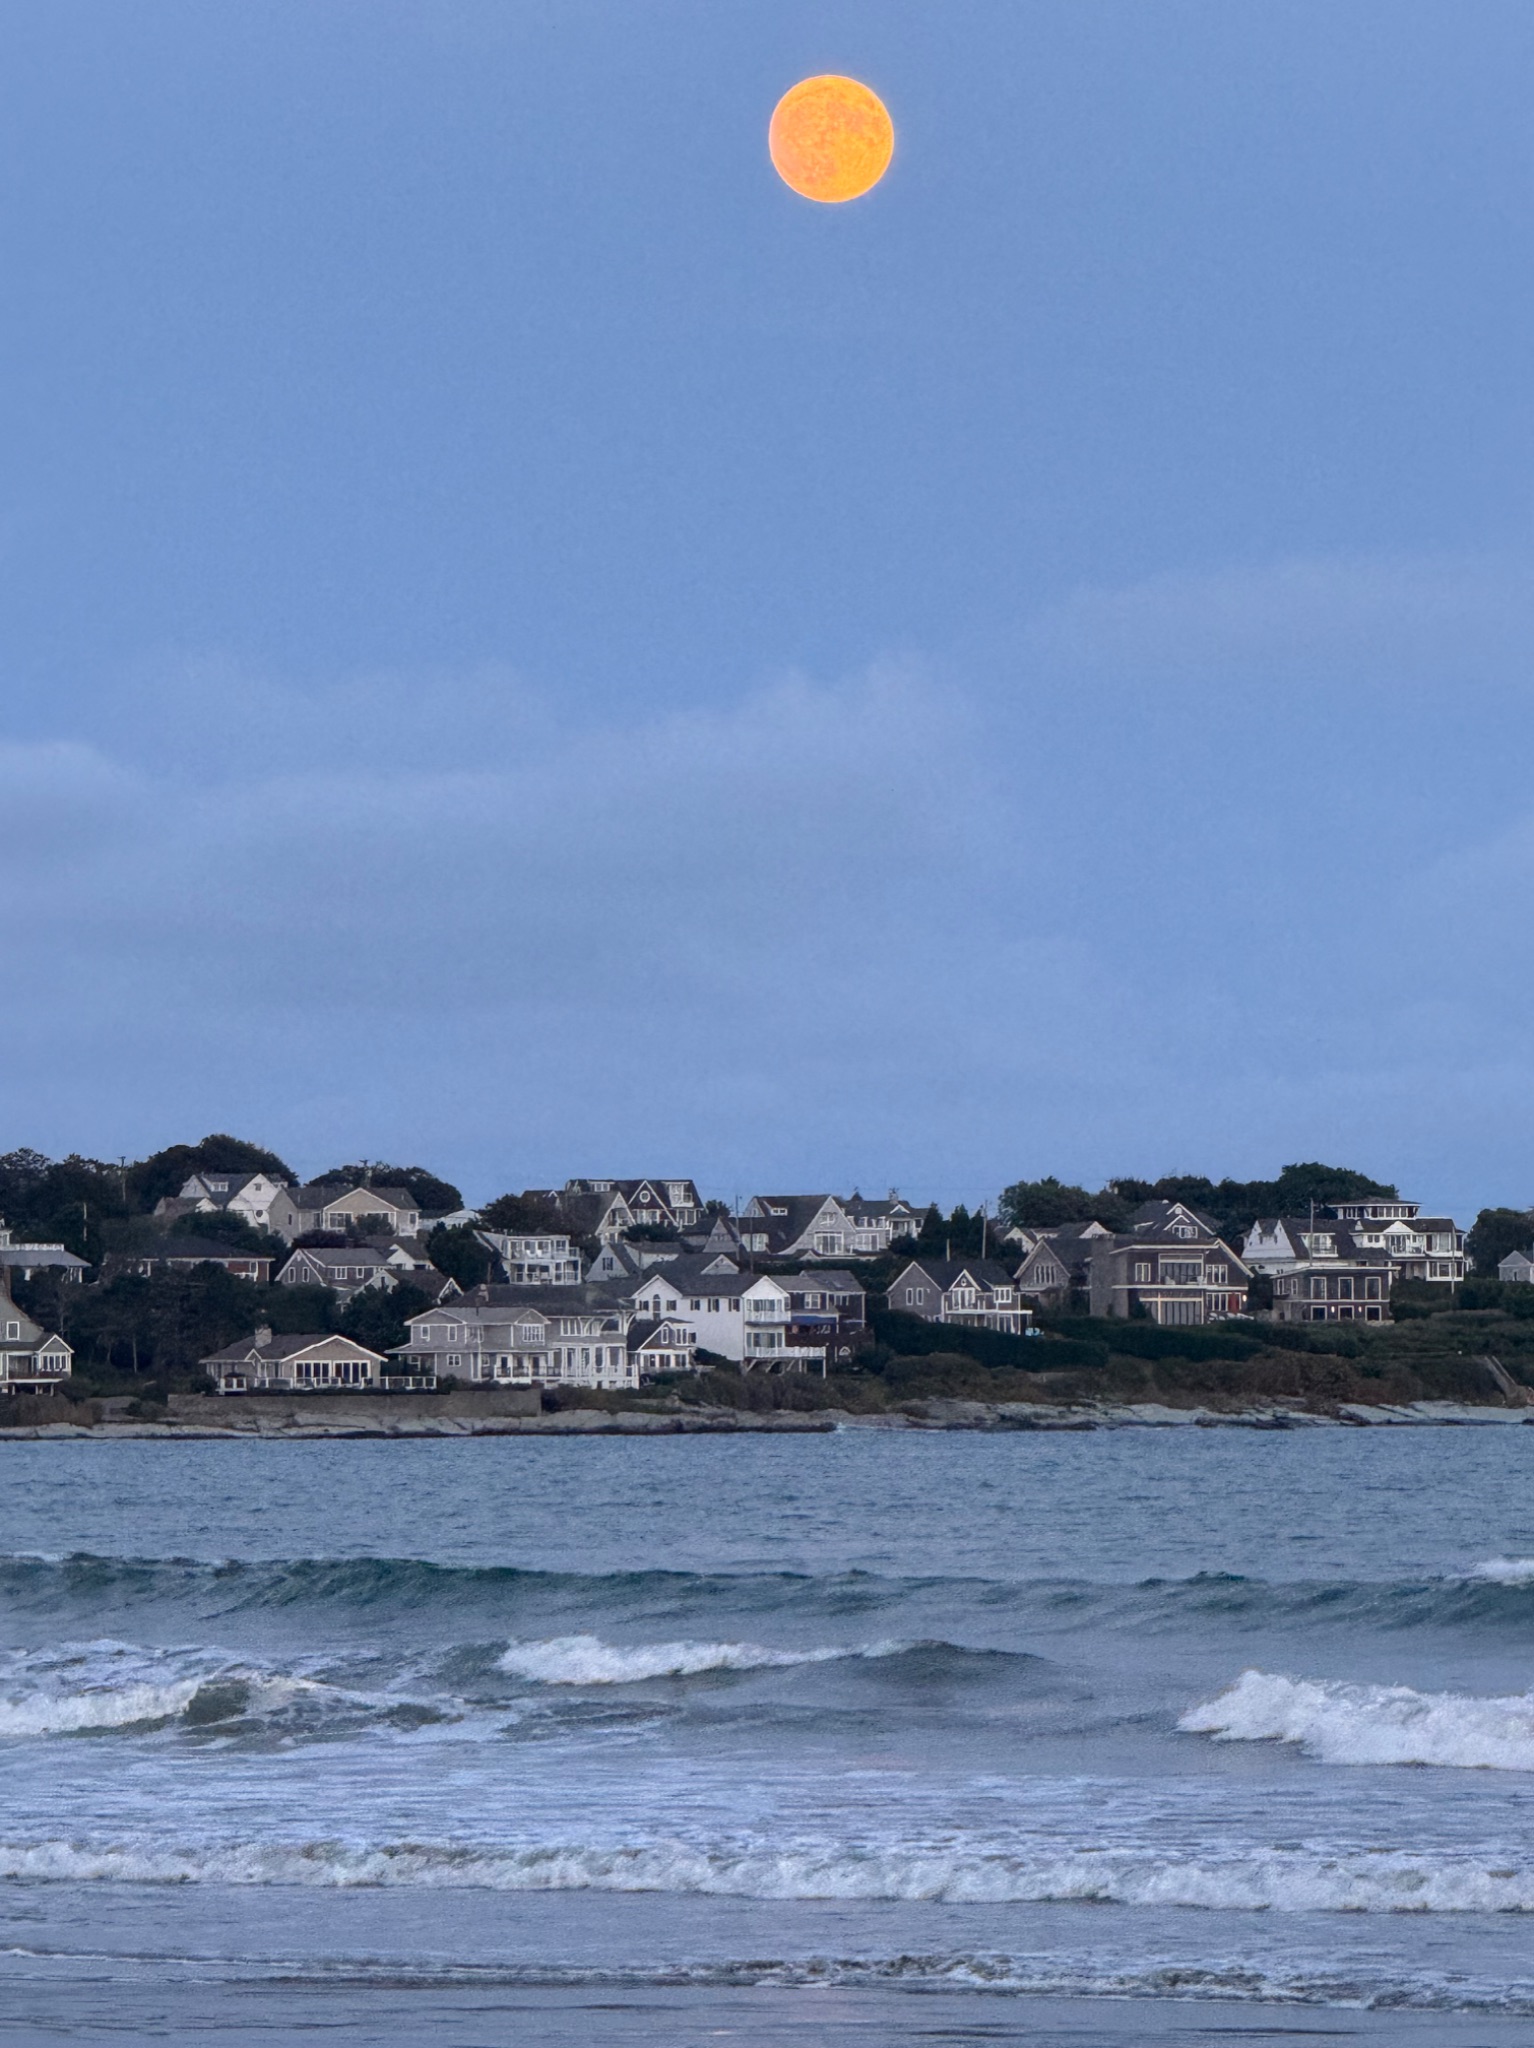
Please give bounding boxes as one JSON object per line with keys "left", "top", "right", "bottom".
{"left": 769, "top": 75, "right": 894, "bottom": 203}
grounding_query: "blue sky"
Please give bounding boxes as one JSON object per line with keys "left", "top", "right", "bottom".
{"left": 3, "top": 0, "right": 1533, "bottom": 1215}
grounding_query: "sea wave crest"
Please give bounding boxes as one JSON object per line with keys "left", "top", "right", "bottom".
{"left": 1181, "top": 1669, "right": 1534, "bottom": 1770}
{"left": 2, "top": 1833, "right": 1530, "bottom": 1910}
{"left": 496, "top": 1635, "right": 906, "bottom": 1684}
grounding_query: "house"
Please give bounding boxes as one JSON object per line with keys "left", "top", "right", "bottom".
{"left": 613, "top": 1257, "right": 862, "bottom": 1370}
{"left": 1322, "top": 1200, "right": 1466, "bottom": 1284}
{"left": 476, "top": 1232, "right": 583, "bottom": 1285}
{"left": 627, "top": 1318, "right": 698, "bottom": 1378}
{"left": 0, "top": 1218, "right": 89, "bottom": 1284}
{"left": 123, "top": 1239, "right": 274, "bottom": 1284}
{"left": 1085, "top": 1221, "right": 1251, "bottom": 1324}
{"left": 156, "top": 1171, "right": 289, "bottom": 1232}
{"left": 561, "top": 1178, "right": 705, "bottom": 1230}
{"left": 267, "top": 1183, "right": 422, "bottom": 1244}
{"left": 842, "top": 1194, "right": 922, "bottom": 1252}
{"left": 887, "top": 1259, "right": 1032, "bottom": 1335}
{"left": 275, "top": 1245, "right": 400, "bottom": 1300}
{"left": 1016, "top": 1206, "right": 1250, "bottom": 1326}
{"left": 0, "top": 1283, "right": 73, "bottom": 1393}
{"left": 586, "top": 1238, "right": 684, "bottom": 1281}
{"left": 1242, "top": 1219, "right": 1390, "bottom": 1323}
{"left": 1498, "top": 1248, "right": 1534, "bottom": 1284}
{"left": 395, "top": 1287, "right": 638, "bottom": 1390}
{"left": 199, "top": 1327, "right": 387, "bottom": 1394}
{"left": 274, "top": 1244, "right": 458, "bottom": 1303}
{"left": 1013, "top": 1221, "right": 1115, "bottom": 1308}
{"left": 521, "top": 1186, "right": 636, "bottom": 1245}
{"left": 734, "top": 1195, "right": 889, "bottom": 1261}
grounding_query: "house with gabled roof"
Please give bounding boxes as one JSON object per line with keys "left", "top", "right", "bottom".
{"left": 736, "top": 1195, "right": 859, "bottom": 1260}
{"left": 0, "top": 1282, "right": 73, "bottom": 1393}
{"left": 555, "top": 1179, "right": 703, "bottom": 1231}
{"left": 1243, "top": 1218, "right": 1390, "bottom": 1322}
{"left": 520, "top": 1186, "right": 635, "bottom": 1245}
{"left": 267, "top": 1183, "right": 422, "bottom": 1244}
{"left": 157, "top": 1170, "right": 289, "bottom": 1233}
{"left": 1013, "top": 1220, "right": 1114, "bottom": 1308}
{"left": 887, "top": 1258, "right": 1032, "bottom": 1335}
{"left": 199, "top": 1327, "right": 386, "bottom": 1394}
{"left": 395, "top": 1286, "right": 638, "bottom": 1390}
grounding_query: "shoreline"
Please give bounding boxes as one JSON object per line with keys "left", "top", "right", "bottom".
{"left": 2, "top": 1397, "right": 1531, "bottom": 1439}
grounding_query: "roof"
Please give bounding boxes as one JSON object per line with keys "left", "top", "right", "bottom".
{"left": 1129, "top": 1199, "right": 1223, "bottom": 1235}
{"left": 628, "top": 1316, "right": 693, "bottom": 1349}
{"left": 281, "top": 1245, "right": 393, "bottom": 1271}
{"left": 891, "top": 1256, "right": 1018, "bottom": 1290}
{"left": 200, "top": 1331, "right": 387, "bottom": 1367}
{"left": 0, "top": 1243, "right": 89, "bottom": 1270}
{"left": 291, "top": 1183, "right": 417, "bottom": 1211}
{"left": 613, "top": 1258, "right": 756, "bottom": 1301}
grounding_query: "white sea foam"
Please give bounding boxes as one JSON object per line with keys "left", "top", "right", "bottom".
{"left": 1469, "top": 1557, "right": 1534, "bottom": 1585}
{"left": 0, "top": 1680, "right": 209, "bottom": 1737}
{"left": 0, "top": 1641, "right": 325, "bottom": 1738}
{"left": 496, "top": 1634, "right": 903, "bottom": 1684}
{"left": 1181, "top": 1669, "right": 1534, "bottom": 1770}
{"left": 1, "top": 1833, "right": 1530, "bottom": 1911}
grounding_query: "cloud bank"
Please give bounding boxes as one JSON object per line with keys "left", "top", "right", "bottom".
{"left": 5, "top": 539, "right": 1534, "bottom": 1212}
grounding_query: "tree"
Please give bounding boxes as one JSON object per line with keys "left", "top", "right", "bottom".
{"left": 170, "top": 1208, "right": 287, "bottom": 1257}
{"left": 998, "top": 1177, "right": 1128, "bottom": 1231}
{"left": 480, "top": 1190, "right": 564, "bottom": 1234}
{"left": 425, "top": 1224, "right": 493, "bottom": 1287}
{"left": 312, "top": 1165, "right": 463, "bottom": 1213}
{"left": 1466, "top": 1207, "right": 1534, "bottom": 1277}
{"left": 0, "top": 1150, "right": 129, "bottom": 1261}
{"left": 127, "top": 1135, "right": 297, "bottom": 1215}
{"left": 338, "top": 1280, "right": 432, "bottom": 1356}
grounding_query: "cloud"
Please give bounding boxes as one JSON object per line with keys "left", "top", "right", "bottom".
{"left": 1027, "top": 542, "right": 1534, "bottom": 693}
{"left": 6, "top": 537, "right": 1534, "bottom": 1212}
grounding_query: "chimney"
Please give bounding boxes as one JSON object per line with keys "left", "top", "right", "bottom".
{"left": 254, "top": 1324, "right": 273, "bottom": 1348}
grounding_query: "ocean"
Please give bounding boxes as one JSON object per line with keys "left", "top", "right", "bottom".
{"left": 1, "top": 1428, "right": 1532, "bottom": 2044}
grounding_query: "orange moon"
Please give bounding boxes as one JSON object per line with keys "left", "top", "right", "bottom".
{"left": 769, "top": 75, "right": 893, "bottom": 203}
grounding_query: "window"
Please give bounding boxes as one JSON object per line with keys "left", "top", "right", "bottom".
{"left": 3, "top": 1322, "right": 17, "bottom": 1340}
{"left": 1133, "top": 1263, "right": 1152, "bottom": 1285}
{"left": 1160, "top": 1261, "right": 1202, "bottom": 1283}
{"left": 691, "top": 1299, "right": 702, "bottom": 1310}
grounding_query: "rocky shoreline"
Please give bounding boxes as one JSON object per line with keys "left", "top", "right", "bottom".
{"left": 2, "top": 1396, "right": 1531, "bottom": 1439}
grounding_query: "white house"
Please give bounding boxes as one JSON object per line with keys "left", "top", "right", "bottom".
{"left": 477, "top": 1232, "right": 583, "bottom": 1285}
{"left": 734, "top": 1194, "right": 917, "bottom": 1261}
{"left": 618, "top": 1257, "right": 859, "bottom": 1371}
{"left": 1498, "top": 1248, "right": 1534, "bottom": 1284}
{"left": 159, "top": 1171, "right": 289, "bottom": 1233}
{"left": 396, "top": 1290, "right": 640, "bottom": 1390}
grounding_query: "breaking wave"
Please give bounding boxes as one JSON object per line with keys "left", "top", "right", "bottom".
{"left": 496, "top": 1634, "right": 908, "bottom": 1684}
{"left": 1470, "top": 1556, "right": 1534, "bottom": 1586}
{"left": 0, "top": 1641, "right": 412, "bottom": 1742}
{"left": 0, "top": 1832, "right": 1530, "bottom": 1910}
{"left": 1181, "top": 1669, "right": 1534, "bottom": 1771}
